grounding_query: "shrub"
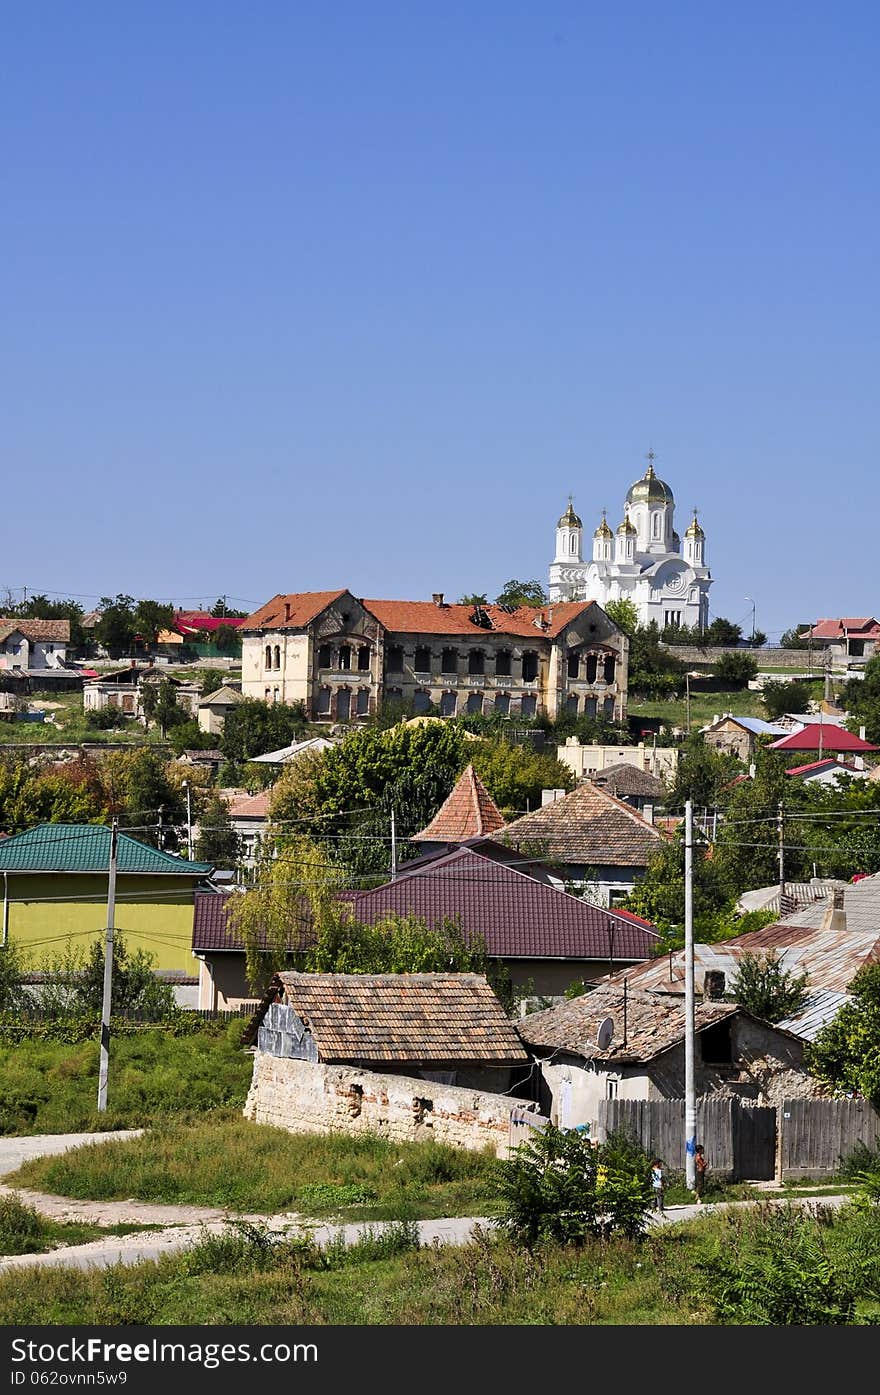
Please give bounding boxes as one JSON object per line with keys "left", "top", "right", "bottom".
{"left": 0, "top": 1194, "right": 45, "bottom": 1255}
{"left": 492, "top": 1124, "right": 651, "bottom": 1248}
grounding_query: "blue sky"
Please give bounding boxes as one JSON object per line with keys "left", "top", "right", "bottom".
{"left": 3, "top": 3, "right": 878, "bottom": 641}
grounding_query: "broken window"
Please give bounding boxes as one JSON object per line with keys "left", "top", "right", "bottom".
{"left": 520, "top": 694, "right": 537, "bottom": 716}
{"left": 584, "top": 697, "right": 597, "bottom": 718}
{"left": 468, "top": 649, "right": 485, "bottom": 675}
{"left": 466, "top": 691, "right": 484, "bottom": 714}
{"left": 585, "top": 654, "right": 598, "bottom": 683}
{"left": 566, "top": 694, "right": 578, "bottom": 715}
{"left": 357, "top": 645, "right": 371, "bottom": 671}
{"left": 521, "top": 651, "right": 538, "bottom": 681}
{"left": 338, "top": 645, "right": 351, "bottom": 670}
{"left": 336, "top": 689, "right": 351, "bottom": 721}
{"left": 414, "top": 646, "right": 431, "bottom": 673}
{"left": 317, "top": 687, "right": 331, "bottom": 716}
{"left": 356, "top": 688, "right": 370, "bottom": 716}
{"left": 567, "top": 652, "right": 580, "bottom": 679}
{"left": 318, "top": 644, "right": 332, "bottom": 669}
{"left": 386, "top": 645, "right": 404, "bottom": 672}
{"left": 440, "top": 691, "right": 457, "bottom": 716}
{"left": 413, "top": 689, "right": 432, "bottom": 714}
{"left": 604, "top": 655, "right": 616, "bottom": 684}
{"left": 494, "top": 692, "right": 510, "bottom": 714}
{"left": 603, "top": 696, "right": 615, "bottom": 719}
{"left": 441, "top": 648, "right": 458, "bottom": 674}
{"left": 495, "top": 649, "right": 511, "bottom": 677}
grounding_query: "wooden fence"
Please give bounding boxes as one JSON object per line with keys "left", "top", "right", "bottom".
{"left": 778, "top": 1098, "right": 880, "bottom": 1180}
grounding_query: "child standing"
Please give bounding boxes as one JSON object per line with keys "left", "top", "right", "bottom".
{"left": 650, "top": 1159, "right": 665, "bottom": 1213}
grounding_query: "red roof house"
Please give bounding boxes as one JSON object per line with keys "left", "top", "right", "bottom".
{"left": 411, "top": 764, "right": 506, "bottom": 846}
{"left": 768, "top": 724, "right": 879, "bottom": 755}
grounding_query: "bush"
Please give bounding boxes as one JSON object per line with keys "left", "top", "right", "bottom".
{"left": 0, "top": 1194, "right": 45, "bottom": 1255}
{"left": 492, "top": 1124, "right": 652, "bottom": 1248}
{"left": 714, "top": 652, "right": 759, "bottom": 686}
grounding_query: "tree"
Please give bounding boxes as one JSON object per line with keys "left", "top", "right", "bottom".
{"left": 307, "top": 910, "right": 489, "bottom": 975}
{"left": 194, "top": 793, "right": 240, "bottom": 867}
{"left": 747, "top": 630, "right": 768, "bottom": 648}
{"left": 843, "top": 655, "right": 880, "bottom": 744}
{"left": 221, "top": 699, "right": 307, "bottom": 763}
{"left": 623, "top": 830, "right": 729, "bottom": 945}
{"left": 729, "top": 950, "right": 809, "bottom": 1022}
{"left": 94, "top": 595, "right": 138, "bottom": 656}
{"left": 762, "top": 679, "right": 813, "bottom": 720}
{"left": 469, "top": 739, "right": 574, "bottom": 818}
{"left": 133, "top": 600, "right": 175, "bottom": 647}
{"left": 210, "top": 598, "right": 247, "bottom": 619}
{"left": 101, "top": 749, "right": 185, "bottom": 849}
{"left": 806, "top": 964, "right": 880, "bottom": 1102}
{"left": 714, "top": 652, "right": 758, "bottom": 686}
{"left": 0, "top": 759, "right": 107, "bottom": 834}
{"left": 628, "top": 621, "right": 685, "bottom": 698}
{"left": 154, "top": 679, "right": 186, "bottom": 738}
{"left": 494, "top": 579, "right": 548, "bottom": 609}
{"left": 780, "top": 626, "right": 810, "bottom": 649}
{"left": 603, "top": 598, "right": 640, "bottom": 637}
{"left": 64, "top": 933, "right": 176, "bottom": 1019}
{"left": 213, "top": 623, "right": 241, "bottom": 654}
{"left": 13, "top": 595, "right": 86, "bottom": 649}
{"left": 705, "top": 617, "right": 743, "bottom": 646}
{"left": 666, "top": 734, "right": 742, "bottom": 811}
{"left": 0, "top": 939, "right": 29, "bottom": 1013}
{"left": 458, "top": 592, "right": 488, "bottom": 606}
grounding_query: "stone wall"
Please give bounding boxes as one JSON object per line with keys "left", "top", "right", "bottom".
{"left": 243, "top": 1051, "right": 538, "bottom": 1158}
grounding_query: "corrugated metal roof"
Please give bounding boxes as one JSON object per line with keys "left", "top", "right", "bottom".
{"left": 0, "top": 824, "right": 213, "bottom": 875}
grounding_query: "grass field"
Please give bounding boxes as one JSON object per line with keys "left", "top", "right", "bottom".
{"left": 1, "top": 1201, "right": 878, "bottom": 1325}
{"left": 629, "top": 677, "right": 827, "bottom": 734}
{"left": 0, "top": 1193, "right": 158, "bottom": 1256}
{"left": 0, "top": 1024, "right": 253, "bottom": 1135}
{"left": 7, "top": 1117, "right": 500, "bottom": 1220}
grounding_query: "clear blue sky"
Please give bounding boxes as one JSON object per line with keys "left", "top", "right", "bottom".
{"left": 3, "top": 3, "right": 878, "bottom": 641}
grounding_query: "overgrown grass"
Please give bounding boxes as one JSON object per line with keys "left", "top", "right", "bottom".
{"left": 3, "top": 1201, "right": 878, "bottom": 1325}
{"left": 7, "top": 1118, "right": 500, "bottom": 1219}
{"left": 0, "top": 1023, "right": 253, "bottom": 1135}
{"left": 0, "top": 1193, "right": 159, "bottom": 1255}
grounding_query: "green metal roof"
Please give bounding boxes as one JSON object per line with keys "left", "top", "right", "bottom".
{"left": 0, "top": 824, "right": 213, "bottom": 875}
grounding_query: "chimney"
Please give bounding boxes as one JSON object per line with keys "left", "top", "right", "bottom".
{"left": 642, "top": 800, "right": 654, "bottom": 825}
{"left": 860, "top": 725, "right": 867, "bottom": 741}
{"left": 703, "top": 970, "right": 726, "bottom": 1001}
{"left": 748, "top": 762, "right": 756, "bottom": 779}
{"left": 432, "top": 593, "right": 444, "bottom": 607}
{"left": 284, "top": 601, "right": 292, "bottom": 622}
{"left": 821, "top": 887, "right": 846, "bottom": 934}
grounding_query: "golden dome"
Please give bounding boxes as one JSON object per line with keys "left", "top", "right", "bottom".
{"left": 593, "top": 512, "right": 613, "bottom": 539}
{"left": 557, "top": 498, "right": 583, "bottom": 529}
{"left": 617, "top": 512, "right": 637, "bottom": 536}
{"left": 685, "top": 512, "right": 705, "bottom": 538}
{"left": 626, "top": 452, "right": 674, "bottom": 506}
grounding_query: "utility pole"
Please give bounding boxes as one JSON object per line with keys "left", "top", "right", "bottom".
{"left": 606, "top": 918, "right": 615, "bottom": 976}
{"left": 684, "top": 799, "right": 696, "bottom": 1191}
{"left": 685, "top": 671, "right": 691, "bottom": 733}
{"left": 157, "top": 805, "right": 164, "bottom": 851}
{"left": 390, "top": 807, "right": 397, "bottom": 881}
{"left": 97, "top": 820, "right": 119, "bottom": 1113}
{"left": 182, "top": 781, "right": 193, "bottom": 859}
{"left": 777, "top": 800, "right": 786, "bottom": 910}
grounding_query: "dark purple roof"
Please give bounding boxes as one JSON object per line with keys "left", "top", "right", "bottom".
{"left": 191, "top": 890, "right": 313, "bottom": 953}
{"left": 346, "top": 848, "right": 658, "bottom": 963}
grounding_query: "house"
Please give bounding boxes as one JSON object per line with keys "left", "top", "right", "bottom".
{"left": 192, "top": 846, "right": 660, "bottom": 1005}
{"left": 588, "top": 764, "right": 666, "bottom": 820}
{"left": 225, "top": 789, "right": 273, "bottom": 870}
{"left": 83, "top": 665, "right": 201, "bottom": 722}
{"left": 0, "top": 619, "right": 70, "bottom": 672}
{"left": 196, "top": 683, "right": 245, "bottom": 736}
{"left": 242, "top": 971, "right": 538, "bottom": 1156}
{"left": 248, "top": 736, "right": 338, "bottom": 764}
{"left": 785, "top": 758, "right": 868, "bottom": 786}
{"left": 767, "top": 723, "right": 880, "bottom": 758}
{"left": 191, "top": 887, "right": 313, "bottom": 1009}
{"left": 495, "top": 780, "right": 669, "bottom": 905}
{"left": 556, "top": 736, "right": 678, "bottom": 783}
{"left": 800, "top": 618, "right": 880, "bottom": 665}
{"left": 409, "top": 764, "right": 506, "bottom": 853}
{"left": 701, "top": 714, "right": 789, "bottom": 760}
{"left": 240, "top": 589, "right": 629, "bottom": 723}
{"left": 601, "top": 875, "right": 880, "bottom": 1042}
{"left": 0, "top": 823, "right": 213, "bottom": 974}
{"left": 735, "top": 878, "right": 847, "bottom": 917}
{"left": 518, "top": 982, "right": 816, "bottom": 1129}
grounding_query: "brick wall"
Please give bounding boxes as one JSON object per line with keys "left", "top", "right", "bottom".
{"left": 243, "top": 1051, "right": 536, "bottom": 1158}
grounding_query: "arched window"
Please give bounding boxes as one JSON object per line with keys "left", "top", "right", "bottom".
{"left": 566, "top": 694, "right": 579, "bottom": 715}
{"left": 336, "top": 689, "right": 351, "bottom": 721}
{"left": 414, "top": 646, "right": 431, "bottom": 673}
{"left": 604, "top": 655, "right": 616, "bottom": 684}
{"left": 318, "top": 644, "right": 332, "bottom": 669}
{"left": 338, "top": 645, "right": 351, "bottom": 670}
{"left": 520, "top": 694, "right": 537, "bottom": 717}
{"left": 495, "top": 649, "right": 511, "bottom": 677}
{"left": 494, "top": 693, "right": 510, "bottom": 714}
{"left": 357, "top": 645, "right": 371, "bottom": 671}
{"left": 567, "top": 652, "right": 580, "bottom": 679}
{"left": 468, "top": 649, "right": 485, "bottom": 675}
{"left": 386, "top": 646, "right": 404, "bottom": 672}
{"left": 652, "top": 512, "right": 661, "bottom": 538}
{"left": 413, "top": 689, "right": 432, "bottom": 714}
{"left": 273, "top": 645, "right": 281, "bottom": 669}
{"left": 584, "top": 697, "right": 597, "bottom": 719}
{"left": 356, "top": 688, "right": 370, "bottom": 716}
{"left": 317, "top": 687, "right": 331, "bottom": 716}
{"left": 585, "top": 654, "right": 598, "bottom": 683}
{"left": 570, "top": 534, "right": 577, "bottom": 553}
{"left": 603, "top": 696, "right": 615, "bottom": 720}
{"left": 441, "top": 648, "right": 458, "bottom": 674}
{"left": 440, "top": 691, "right": 457, "bottom": 716}
{"left": 265, "top": 645, "right": 272, "bottom": 670}
{"left": 466, "top": 691, "right": 484, "bottom": 714}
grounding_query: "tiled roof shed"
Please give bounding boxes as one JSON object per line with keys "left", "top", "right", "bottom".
{"left": 497, "top": 782, "right": 669, "bottom": 867}
{"left": 246, "top": 971, "right": 528, "bottom": 1064}
{"left": 0, "top": 824, "right": 213, "bottom": 876}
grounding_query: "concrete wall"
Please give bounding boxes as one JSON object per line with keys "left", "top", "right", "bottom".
{"left": 243, "top": 1052, "right": 537, "bottom": 1158}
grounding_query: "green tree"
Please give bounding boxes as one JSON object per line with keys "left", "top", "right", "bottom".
{"left": 470, "top": 739, "right": 574, "bottom": 818}
{"left": 729, "top": 950, "right": 810, "bottom": 1022}
{"left": 67, "top": 933, "right": 176, "bottom": 1019}
{"left": 494, "top": 579, "right": 548, "bottom": 608}
{"left": 212, "top": 623, "right": 241, "bottom": 654}
{"left": 210, "top": 598, "right": 247, "bottom": 618}
{"left": 666, "top": 735, "right": 742, "bottom": 811}
{"left": 167, "top": 720, "right": 219, "bottom": 757}
{"left": 602, "top": 598, "right": 640, "bottom": 636}
{"left": 627, "top": 621, "right": 685, "bottom": 698}
{"left": 0, "top": 759, "right": 106, "bottom": 834}
{"left": 221, "top": 699, "right": 307, "bottom": 763}
{"left": 843, "top": 654, "right": 880, "bottom": 744}
{"left": 623, "top": 830, "right": 729, "bottom": 946}
{"left": 780, "top": 626, "right": 810, "bottom": 649}
{"left": 94, "top": 595, "right": 138, "bottom": 656}
{"left": 133, "top": 600, "right": 175, "bottom": 647}
{"left": 154, "top": 680, "right": 186, "bottom": 738}
{"left": 102, "top": 749, "right": 185, "bottom": 849}
{"left": 194, "top": 793, "right": 240, "bottom": 867}
{"left": 307, "top": 909, "right": 488, "bottom": 975}
{"left": 806, "top": 964, "right": 880, "bottom": 1102}
{"left": 714, "top": 652, "right": 758, "bottom": 686}
{"left": 705, "top": 617, "right": 743, "bottom": 646}
{"left": 14, "top": 595, "right": 87, "bottom": 649}
{"left": 458, "top": 592, "right": 488, "bottom": 606}
{"left": 762, "top": 679, "right": 813, "bottom": 720}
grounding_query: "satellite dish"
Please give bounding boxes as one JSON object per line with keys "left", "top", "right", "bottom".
{"left": 596, "top": 1017, "right": 614, "bottom": 1050}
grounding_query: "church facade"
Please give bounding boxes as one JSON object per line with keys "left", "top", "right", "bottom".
{"left": 548, "top": 453, "right": 712, "bottom": 631}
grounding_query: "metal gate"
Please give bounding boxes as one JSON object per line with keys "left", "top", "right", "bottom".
{"left": 732, "top": 1104, "right": 776, "bottom": 1181}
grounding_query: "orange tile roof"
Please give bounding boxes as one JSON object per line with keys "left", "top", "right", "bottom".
{"left": 226, "top": 790, "right": 272, "bottom": 819}
{"left": 498, "top": 782, "right": 669, "bottom": 867}
{"left": 0, "top": 618, "right": 70, "bottom": 642}
{"left": 243, "top": 591, "right": 347, "bottom": 629}
{"left": 411, "top": 765, "right": 506, "bottom": 843}
{"left": 362, "top": 598, "right": 596, "bottom": 638}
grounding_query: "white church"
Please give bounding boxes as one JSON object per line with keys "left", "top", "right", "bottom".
{"left": 548, "top": 452, "right": 712, "bottom": 630}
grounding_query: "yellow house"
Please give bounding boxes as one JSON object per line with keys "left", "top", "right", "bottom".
{"left": 0, "top": 824, "right": 214, "bottom": 974}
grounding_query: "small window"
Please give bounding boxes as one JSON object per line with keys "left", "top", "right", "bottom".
{"left": 494, "top": 692, "right": 510, "bottom": 714}
{"left": 318, "top": 644, "right": 332, "bottom": 669}
{"left": 356, "top": 687, "right": 370, "bottom": 716}
{"left": 317, "top": 687, "right": 331, "bottom": 716}
{"left": 567, "top": 652, "right": 579, "bottom": 679}
{"left": 584, "top": 696, "right": 597, "bottom": 718}
{"left": 585, "top": 654, "right": 598, "bottom": 683}
{"left": 495, "top": 649, "right": 511, "bottom": 677}
{"left": 606, "top": 1078, "right": 619, "bottom": 1100}
{"left": 566, "top": 694, "right": 578, "bottom": 715}
{"left": 441, "top": 648, "right": 458, "bottom": 674}
{"left": 468, "top": 649, "right": 485, "bottom": 675}
{"left": 440, "top": 690, "right": 457, "bottom": 716}
{"left": 522, "top": 651, "right": 538, "bottom": 682}
{"left": 338, "top": 645, "right": 351, "bottom": 670}
{"left": 603, "top": 696, "right": 615, "bottom": 720}
{"left": 273, "top": 687, "right": 280, "bottom": 703}
{"left": 413, "top": 689, "right": 432, "bottom": 714}
{"left": 336, "top": 688, "right": 351, "bottom": 721}
{"left": 273, "top": 645, "right": 281, "bottom": 669}
{"left": 652, "top": 512, "right": 661, "bottom": 538}
{"left": 603, "top": 655, "right": 615, "bottom": 684}
{"left": 265, "top": 645, "right": 272, "bottom": 670}
{"left": 386, "top": 645, "right": 404, "bottom": 672}
{"left": 466, "top": 691, "right": 483, "bottom": 714}
{"left": 520, "top": 694, "right": 537, "bottom": 717}
{"left": 414, "top": 645, "right": 431, "bottom": 673}
{"left": 357, "top": 645, "right": 371, "bottom": 671}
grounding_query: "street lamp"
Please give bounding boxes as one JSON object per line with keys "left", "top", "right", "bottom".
{"left": 745, "top": 597, "right": 756, "bottom": 646}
